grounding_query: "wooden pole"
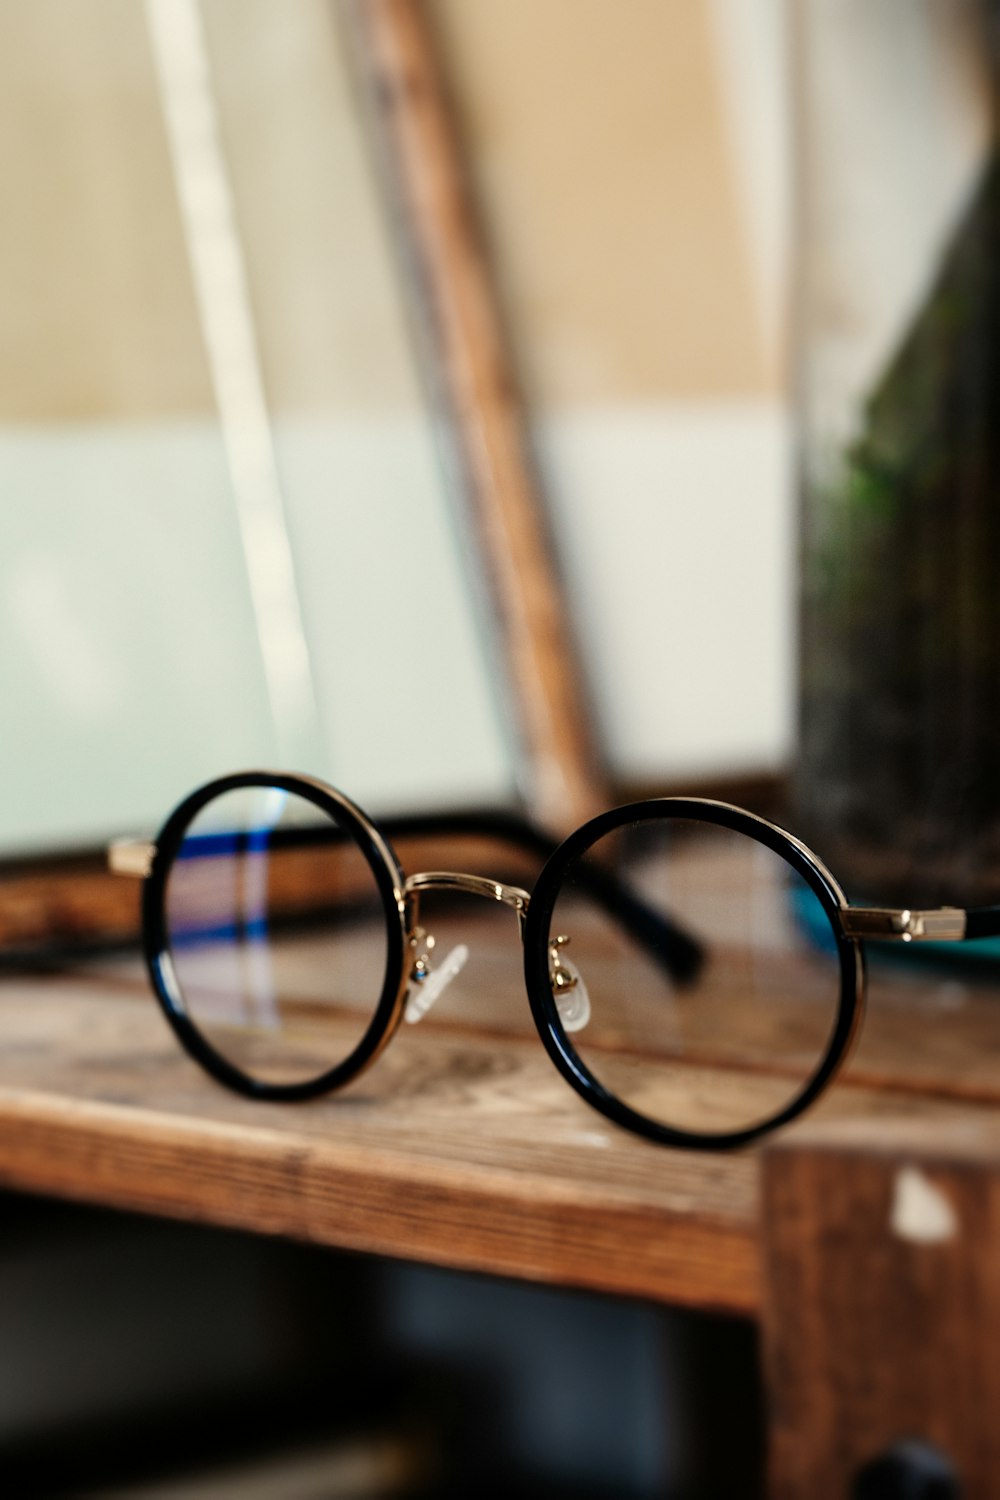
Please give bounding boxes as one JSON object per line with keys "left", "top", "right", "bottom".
{"left": 342, "top": 0, "right": 606, "bottom": 831}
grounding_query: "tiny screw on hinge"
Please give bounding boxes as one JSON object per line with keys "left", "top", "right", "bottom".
{"left": 409, "top": 926, "right": 435, "bottom": 981}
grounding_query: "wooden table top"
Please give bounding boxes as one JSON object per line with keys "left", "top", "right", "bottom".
{"left": 0, "top": 937, "right": 998, "bottom": 1320}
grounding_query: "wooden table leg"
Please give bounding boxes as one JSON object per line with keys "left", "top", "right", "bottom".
{"left": 760, "top": 1117, "right": 1000, "bottom": 1498}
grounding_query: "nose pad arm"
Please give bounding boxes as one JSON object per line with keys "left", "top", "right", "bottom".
{"left": 404, "top": 926, "right": 470, "bottom": 1023}
{"left": 401, "top": 913, "right": 590, "bottom": 1032}
{"left": 549, "top": 935, "right": 591, "bottom": 1033}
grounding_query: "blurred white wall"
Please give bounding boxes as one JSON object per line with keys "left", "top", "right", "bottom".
{"left": 0, "top": 0, "right": 792, "bottom": 852}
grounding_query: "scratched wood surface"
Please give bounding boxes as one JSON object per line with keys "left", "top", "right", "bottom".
{"left": 762, "top": 1116, "right": 1000, "bottom": 1498}
{"left": 0, "top": 927, "right": 998, "bottom": 1322}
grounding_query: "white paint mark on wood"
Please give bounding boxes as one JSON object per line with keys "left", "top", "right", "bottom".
{"left": 891, "top": 1166, "right": 958, "bottom": 1244}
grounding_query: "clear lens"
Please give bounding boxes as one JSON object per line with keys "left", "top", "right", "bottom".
{"left": 163, "top": 786, "right": 392, "bottom": 1086}
{"left": 544, "top": 814, "right": 844, "bottom": 1137}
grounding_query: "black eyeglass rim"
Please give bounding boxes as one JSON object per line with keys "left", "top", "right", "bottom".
{"left": 143, "top": 769, "right": 409, "bottom": 1102}
{"left": 521, "top": 796, "right": 864, "bottom": 1151}
{"left": 142, "top": 772, "right": 865, "bottom": 1149}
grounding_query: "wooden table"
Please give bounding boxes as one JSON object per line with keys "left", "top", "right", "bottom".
{"left": 0, "top": 942, "right": 999, "bottom": 1496}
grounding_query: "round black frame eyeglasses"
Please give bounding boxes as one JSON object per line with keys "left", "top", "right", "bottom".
{"left": 109, "top": 769, "right": 998, "bottom": 1152}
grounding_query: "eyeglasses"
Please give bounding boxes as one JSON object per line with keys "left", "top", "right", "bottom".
{"left": 109, "top": 769, "right": 993, "bottom": 1151}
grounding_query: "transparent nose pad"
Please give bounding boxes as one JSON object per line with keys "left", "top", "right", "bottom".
{"left": 548, "top": 935, "right": 591, "bottom": 1033}
{"left": 404, "top": 926, "right": 470, "bottom": 1024}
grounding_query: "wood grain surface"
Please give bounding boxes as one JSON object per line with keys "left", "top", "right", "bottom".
{"left": 0, "top": 960, "right": 756, "bottom": 1314}
{"left": 0, "top": 856, "right": 140, "bottom": 956}
{"left": 761, "top": 1116, "right": 1000, "bottom": 1498}
{"left": 0, "top": 944, "right": 998, "bottom": 1326}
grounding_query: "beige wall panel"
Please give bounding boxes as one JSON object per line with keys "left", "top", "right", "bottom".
{"left": 0, "top": 0, "right": 213, "bottom": 421}
{"left": 201, "top": 0, "right": 425, "bottom": 415}
{"left": 431, "top": 0, "right": 769, "bottom": 405}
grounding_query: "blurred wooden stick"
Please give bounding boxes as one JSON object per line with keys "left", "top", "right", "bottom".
{"left": 343, "top": 0, "right": 606, "bottom": 831}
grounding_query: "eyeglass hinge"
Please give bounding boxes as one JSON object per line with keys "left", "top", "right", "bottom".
{"left": 840, "top": 906, "right": 967, "bottom": 943}
{"left": 107, "top": 839, "right": 156, "bottom": 879}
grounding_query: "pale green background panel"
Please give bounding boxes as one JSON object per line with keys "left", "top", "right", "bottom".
{"left": 0, "top": 415, "right": 514, "bottom": 853}
{"left": 0, "top": 427, "right": 277, "bottom": 852}
{"left": 0, "top": 0, "right": 513, "bottom": 853}
{"left": 273, "top": 418, "right": 513, "bottom": 816}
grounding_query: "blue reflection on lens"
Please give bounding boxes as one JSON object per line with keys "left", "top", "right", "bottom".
{"left": 170, "top": 789, "right": 290, "bottom": 1029}
{"left": 789, "top": 881, "right": 838, "bottom": 955}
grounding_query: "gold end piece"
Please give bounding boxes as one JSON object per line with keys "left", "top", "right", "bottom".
{"left": 840, "top": 906, "right": 967, "bottom": 943}
{"left": 107, "top": 839, "right": 155, "bottom": 879}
